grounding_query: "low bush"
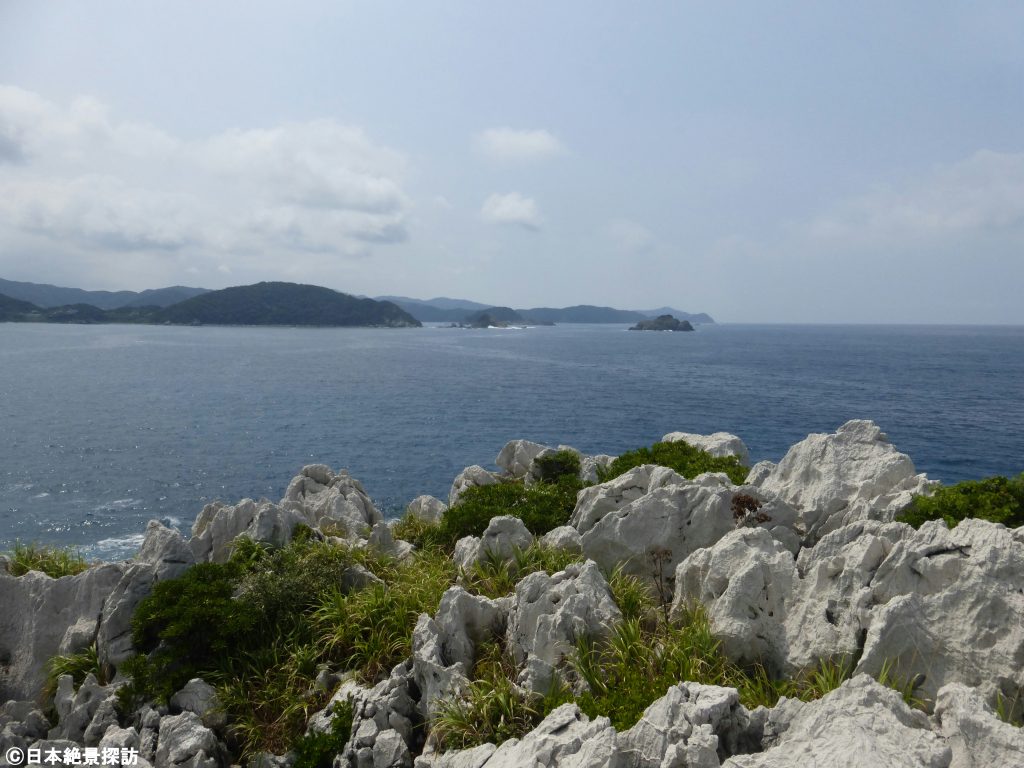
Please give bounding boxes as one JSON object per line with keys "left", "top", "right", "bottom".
{"left": 7, "top": 542, "right": 88, "bottom": 578}
{"left": 898, "top": 473, "right": 1024, "bottom": 529}
{"left": 531, "top": 450, "right": 581, "bottom": 484}
{"left": 598, "top": 441, "right": 749, "bottom": 485}
{"left": 434, "top": 476, "right": 583, "bottom": 549}
{"left": 291, "top": 698, "right": 355, "bottom": 768}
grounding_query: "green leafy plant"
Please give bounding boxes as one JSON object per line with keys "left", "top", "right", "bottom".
{"left": 463, "top": 544, "right": 585, "bottom": 599}
{"left": 7, "top": 542, "right": 88, "bottom": 578}
{"left": 42, "top": 643, "right": 105, "bottom": 702}
{"left": 532, "top": 450, "right": 582, "bottom": 484}
{"left": 898, "top": 473, "right": 1024, "bottom": 529}
{"left": 598, "top": 441, "right": 749, "bottom": 485}
{"left": 291, "top": 698, "right": 355, "bottom": 768}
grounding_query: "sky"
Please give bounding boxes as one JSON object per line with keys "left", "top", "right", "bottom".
{"left": 0, "top": 2, "right": 1022, "bottom": 323}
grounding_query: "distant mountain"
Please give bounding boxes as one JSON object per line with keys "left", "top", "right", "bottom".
{"left": 0, "top": 278, "right": 209, "bottom": 309}
{"left": 629, "top": 314, "right": 695, "bottom": 332}
{"left": 376, "top": 295, "right": 491, "bottom": 312}
{"left": 0, "top": 283, "right": 421, "bottom": 328}
{"left": 154, "top": 282, "right": 420, "bottom": 327}
{"left": 519, "top": 305, "right": 648, "bottom": 324}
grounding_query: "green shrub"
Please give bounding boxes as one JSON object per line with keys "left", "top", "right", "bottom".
{"left": 463, "top": 544, "right": 585, "bottom": 599}
{"left": 898, "top": 473, "right": 1024, "bottom": 529}
{"left": 598, "top": 441, "right": 749, "bottom": 485}
{"left": 532, "top": 450, "right": 582, "bottom": 484}
{"left": 291, "top": 698, "right": 355, "bottom": 768}
{"left": 7, "top": 542, "right": 88, "bottom": 578}
{"left": 391, "top": 512, "right": 442, "bottom": 550}
{"left": 435, "top": 476, "right": 582, "bottom": 549}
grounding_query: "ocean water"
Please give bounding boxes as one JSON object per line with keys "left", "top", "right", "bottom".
{"left": 1, "top": 322, "right": 1022, "bottom": 559}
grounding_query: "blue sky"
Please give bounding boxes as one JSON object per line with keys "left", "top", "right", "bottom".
{"left": 1, "top": 1, "right": 1022, "bottom": 322}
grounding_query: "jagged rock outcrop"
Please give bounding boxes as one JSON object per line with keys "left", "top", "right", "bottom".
{"left": 748, "top": 420, "right": 935, "bottom": 544}
{"left": 0, "top": 563, "right": 126, "bottom": 701}
{"left": 573, "top": 470, "right": 800, "bottom": 595}
{"left": 452, "top": 517, "right": 533, "bottom": 571}
{"left": 495, "top": 440, "right": 549, "bottom": 480}
{"left": 405, "top": 496, "right": 448, "bottom": 525}
{"left": 282, "top": 465, "right": 382, "bottom": 536}
{"left": 154, "top": 711, "right": 221, "bottom": 768}
{"left": 674, "top": 516, "right": 1024, "bottom": 714}
{"left": 579, "top": 454, "right": 615, "bottom": 485}
{"left": 662, "top": 431, "right": 751, "bottom": 465}
{"left": 411, "top": 588, "right": 510, "bottom": 718}
{"left": 169, "top": 679, "right": 225, "bottom": 731}
{"left": 617, "top": 682, "right": 762, "bottom": 768}
{"left": 190, "top": 498, "right": 305, "bottom": 564}
{"left": 722, "top": 676, "right": 950, "bottom": 768}
{"left": 932, "top": 683, "right": 1024, "bottom": 768}
{"left": 538, "top": 526, "right": 583, "bottom": 554}
{"left": 367, "top": 522, "right": 415, "bottom": 560}
{"left": 448, "top": 466, "right": 501, "bottom": 507}
{"left": 505, "top": 561, "right": 621, "bottom": 693}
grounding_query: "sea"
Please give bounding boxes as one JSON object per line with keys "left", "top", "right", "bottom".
{"left": 1, "top": 322, "right": 1022, "bottom": 560}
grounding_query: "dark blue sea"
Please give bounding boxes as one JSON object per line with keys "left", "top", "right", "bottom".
{"left": 1, "top": 323, "right": 1022, "bottom": 559}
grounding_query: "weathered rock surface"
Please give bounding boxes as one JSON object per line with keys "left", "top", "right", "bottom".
{"left": 506, "top": 561, "right": 621, "bottom": 693}
{"left": 448, "top": 466, "right": 501, "bottom": 507}
{"left": 674, "top": 517, "right": 1024, "bottom": 717}
{"left": 453, "top": 517, "right": 533, "bottom": 570}
{"left": 405, "top": 496, "right": 448, "bottom": 525}
{"left": 617, "top": 682, "right": 761, "bottom": 768}
{"left": 170, "top": 679, "right": 225, "bottom": 731}
{"left": 282, "top": 466, "right": 382, "bottom": 536}
{"left": 579, "top": 454, "right": 615, "bottom": 485}
{"left": 154, "top": 711, "right": 220, "bottom": 768}
{"left": 749, "top": 420, "right": 935, "bottom": 543}
{"left": 932, "top": 683, "right": 1024, "bottom": 768}
{"left": 190, "top": 498, "right": 305, "bottom": 564}
{"left": 574, "top": 471, "right": 800, "bottom": 596}
{"left": 722, "top": 676, "right": 950, "bottom": 768}
{"left": 495, "top": 440, "right": 549, "bottom": 480}
{"left": 411, "top": 588, "right": 510, "bottom": 718}
{"left": 662, "top": 431, "right": 751, "bottom": 464}
{"left": 538, "top": 526, "right": 583, "bottom": 554}
{"left": 0, "top": 564, "right": 125, "bottom": 701}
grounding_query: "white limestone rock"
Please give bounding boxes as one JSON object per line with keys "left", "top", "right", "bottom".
{"left": 617, "top": 682, "right": 759, "bottom": 768}
{"left": 367, "top": 522, "right": 415, "bottom": 560}
{"left": 932, "top": 683, "right": 1024, "bottom": 768}
{"left": 506, "top": 561, "right": 622, "bottom": 693}
{"left": 136, "top": 521, "right": 196, "bottom": 581}
{"left": 55, "top": 674, "right": 113, "bottom": 743}
{"left": 190, "top": 498, "right": 306, "bottom": 563}
{"left": 448, "top": 466, "right": 501, "bottom": 507}
{"left": 413, "top": 743, "right": 497, "bottom": 768}
{"left": 453, "top": 517, "right": 533, "bottom": 570}
{"left": 662, "top": 431, "right": 751, "bottom": 464}
{"left": 722, "top": 676, "right": 950, "bottom": 768}
{"left": 539, "top": 526, "right": 583, "bottom": 554}
{"left": 579, "top": 455, "right": 615, "bottom": 485}
{"left": 473, "top": 704, "right": 618, "bottom": 768}
{"left": 749, "top": 420, "right": 936, "bottom": 544}
{"left": 575, "top": 477, "right": 800, "bottom": 598}
{"left": 854, "top": 518, "right": 1024, "bottom": 712}
{"left": 570, "top": 465, "right": 688, "bottom": 535}
{"left": 495, "top": 440, "right": 550, "bottom": 480}
{"left": 170, "top": 679, "right": 224, "bottom": 731}
{"left": 411, "top": 588, "right": 510, "bottom": 718}
{"left": 155, "top": 711, "right": 220, "bottom": 768}
{"left": 0, "top": 563, "right": 126, "bottom": 701}
{"left": 672, "top": 528, "right": 796, "bottom": 671}
{"left": 405, "top": 496, "right": 448, "bottom": 525}
{"left": 281, "top": 467, "right": 382, "bottom": 536}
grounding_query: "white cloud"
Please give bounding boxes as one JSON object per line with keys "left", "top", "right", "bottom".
{"left": 475, "top": 128, "right": 563, "bottom": 161}
{"left": 605, "top": 218, "right": 655, "bottom": 254}
{"left": 803, "top": 150, "right": 1024, "bottom": 246}
{"left": 0, "top": 85, "right": 411, "bottom": 286}
{"left": 480, "top": 192, "right": 542, "bottom": 230}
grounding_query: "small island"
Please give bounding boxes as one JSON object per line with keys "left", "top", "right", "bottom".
{"left": 628, "top": 314, "right": 694, "bottom": 332}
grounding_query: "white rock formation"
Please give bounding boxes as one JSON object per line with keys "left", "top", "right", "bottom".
{"left": 190, "top": 498, "right": 305, "bottom": 563}
{"left": 539, "top": 526, "right": 583, "bottom": 554}
{"left": 405, "top": 495, "right": 448, "bottom": 524}
{"left": 662, "top": 431, "right": 751, "bottom": 464}
{"left": 154, "top": 711, "right": 220, "bottom": 768}
{"left": 448, "top": 466, "right": 501, "bottom": 507}
{"left": 453, "top": 517, "right": 533, "bottom": 570}
{"left": 722, "top": 676, "right": 950, "bottom": 768}
{"left": 495, "top": 440, "right": 549, "bottom": 480}
{"left": 282, "top": 465, "right": 382, "bottom": 535}
{"left": 0, "top": 563, "right": 125, "bottom": 701}
{"left": 411, "top": 587, "right": 510, "bottom": 718}
{"left": 932, "top": 683, "right": 1024, "bottom": 768}
{"left": 749, "top": 420, "right": 935, "bottom": 543}
{"left": 505, "top": 561, "right": 622, "bottom": 692}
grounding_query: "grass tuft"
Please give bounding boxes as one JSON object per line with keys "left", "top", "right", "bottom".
{"left": 8, "top": 542, "right": 89, "bottom": 578}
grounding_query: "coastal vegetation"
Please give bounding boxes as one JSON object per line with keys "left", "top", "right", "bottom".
{"left": 898, "top": 472, "right": 1024, "bottom": 529}
{"left": 7, "top": 541, "right": 88, "bottom": 578}
{"left": 598, "top": 440, "right": 749, "bottom": 484}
